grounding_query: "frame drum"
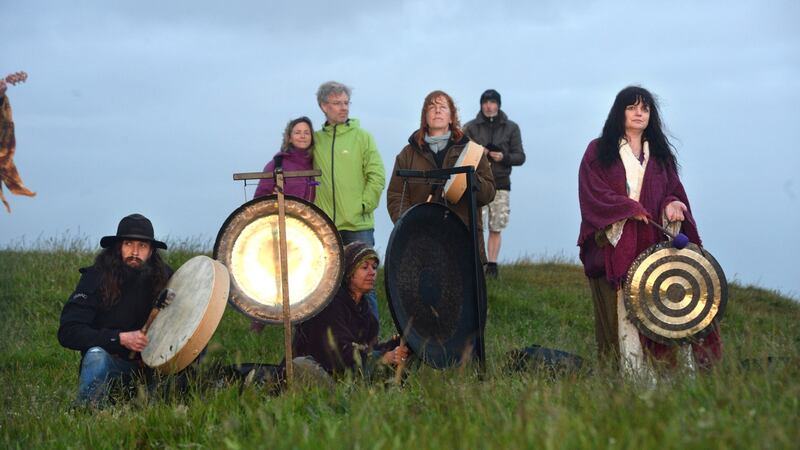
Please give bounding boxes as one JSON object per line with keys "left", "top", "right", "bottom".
{"left": 443, "top": 141, "right": 484, "bottom": 203}
{"left": 213, "top": 195, "right": 344, "bottom": 324}
{"left": 142, "top": 255, "right": 230, "bottom": 373}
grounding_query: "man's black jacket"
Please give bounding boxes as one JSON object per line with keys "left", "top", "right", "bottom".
{"left": 57, "top": 265, "right": 172, "bottom": 360}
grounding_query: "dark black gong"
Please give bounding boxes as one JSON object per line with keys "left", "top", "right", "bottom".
{"left": 384, "top": 202, "right": 485, "bottom": 369}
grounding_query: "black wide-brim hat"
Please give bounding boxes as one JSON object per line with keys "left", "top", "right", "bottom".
{"left": 100, "top": 213, "right": 167, "bottom": 250}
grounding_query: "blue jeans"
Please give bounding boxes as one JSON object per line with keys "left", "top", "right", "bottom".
{"left": 78, "top": 347, "right": 142, "bottom": 405}
{"left": 339, "top": 229, "right": 379, "bottom": 322}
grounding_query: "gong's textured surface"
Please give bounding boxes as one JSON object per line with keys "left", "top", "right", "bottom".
{"left": 385, "top": 202, "right": 484, "bottom": 369}
{"left": 214, "top": 195, "right": 344, "bottom": 325}
{"left": 624, "top": 242, "right": 727, "bottom": 345}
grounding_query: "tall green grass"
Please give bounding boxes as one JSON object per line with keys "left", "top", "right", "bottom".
{"left": 1, "top": 238, "right": 798, "bottom": 449}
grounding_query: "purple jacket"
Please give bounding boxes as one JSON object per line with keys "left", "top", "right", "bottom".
{"left": 292, "top": 285, "right": 379, "bottom": 374}
{"left": 254, "top": 148, "right": 316, "bottom": 202}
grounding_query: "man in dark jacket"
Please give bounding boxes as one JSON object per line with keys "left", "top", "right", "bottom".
{"left": 58, "top": 213, "right": 171, "bottom": 405}
{"left": 463, "top": 89, "right": 526, "bottom": 277}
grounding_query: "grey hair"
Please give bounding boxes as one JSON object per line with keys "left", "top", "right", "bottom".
{"left": 316, "top": 81, "right": 352, "bottom": 105}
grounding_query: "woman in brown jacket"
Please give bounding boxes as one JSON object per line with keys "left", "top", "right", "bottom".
{"left": 386, "top": 90, "right": 496, "bottom": 262}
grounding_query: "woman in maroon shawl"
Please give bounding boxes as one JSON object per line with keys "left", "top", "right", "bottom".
{"left": 577, "top": 86, "right": 722, "bottom": 371}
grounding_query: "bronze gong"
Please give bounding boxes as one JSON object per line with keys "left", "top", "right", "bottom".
{"left": 384, "top": 202, "right": 484, "bottom": 369}
{"left": 214, "top": 195, "right": 344, "bottom": 324}
{"left": 624, "top": 241, "right": 727, "bottom": 345}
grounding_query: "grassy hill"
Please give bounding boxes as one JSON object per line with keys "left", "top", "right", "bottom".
{"left": 1, "top": 242, "right": 798, "bottom": 449}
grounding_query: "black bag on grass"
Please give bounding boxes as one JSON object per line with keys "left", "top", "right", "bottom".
{"left": 504, "top": 345, "right": 585, "bottom": 377}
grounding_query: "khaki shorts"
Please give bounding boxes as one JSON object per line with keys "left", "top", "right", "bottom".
{"left": 483, "top": 189, "right": 510, "bottom": 232}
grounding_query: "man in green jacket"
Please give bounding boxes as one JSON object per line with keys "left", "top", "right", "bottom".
{"left": 314, "top": 81, "right": 385, "bottom": 320}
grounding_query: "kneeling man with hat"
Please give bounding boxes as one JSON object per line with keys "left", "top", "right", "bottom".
{"left": 58, "top": 213, "right": 172, "bottom": 406}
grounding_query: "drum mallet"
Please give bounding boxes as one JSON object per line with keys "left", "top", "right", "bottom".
{"left": 129, "top": 288, "right": 176, "bottom": 359}
{"left": 649, "top": 221, "right": 690, "bottom": 249}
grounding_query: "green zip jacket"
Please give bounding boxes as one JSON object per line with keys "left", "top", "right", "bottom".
{"left": 313, "top": 118, "right": 385, "bottom": 231}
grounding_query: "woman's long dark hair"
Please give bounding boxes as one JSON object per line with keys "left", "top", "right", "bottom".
{"left": 598, "top": 86, "right": 677, "bottom": 169}
{"left": 95, "top": 242, "right": 169, "bottom": 308}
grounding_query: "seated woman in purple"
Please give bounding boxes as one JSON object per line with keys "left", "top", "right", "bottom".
{"left": 292, "top": 242, "right": 409, "bottom": 376}
{"left": 254, "top": 116, "right": 317, "bottom": 202}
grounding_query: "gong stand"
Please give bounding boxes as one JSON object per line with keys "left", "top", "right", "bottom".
{"left": 233, "top": 168, "right": 321, "bottom": 385}
{"left": 395, "top": 166, "right": 487, "bottom": 372}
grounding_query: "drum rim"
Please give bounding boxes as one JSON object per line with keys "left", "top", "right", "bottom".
{"left": 213, "top": 194, "right": 344, "bottom": 325}
{"left": 384, "top": 202, "right": 482, "bottom": 368}
{"left": 443, "top": 141, "right": 483, "bottom": 203}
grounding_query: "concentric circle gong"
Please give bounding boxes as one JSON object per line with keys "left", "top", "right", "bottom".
{"left": 623, "top": 241, "right": 727, "bottom": 345}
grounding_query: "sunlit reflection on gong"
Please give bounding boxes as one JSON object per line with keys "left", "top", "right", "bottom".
{"left": 231, "top": 215, "right": 325, "bottom": 306}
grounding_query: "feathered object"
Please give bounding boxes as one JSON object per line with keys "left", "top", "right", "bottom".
{"left": 0, "top": 71, "right": 35, "bottom": 213}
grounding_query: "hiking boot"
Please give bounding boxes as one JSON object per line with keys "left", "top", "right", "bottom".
{"left": 485, "top": 262, "right": 498, "bottom": 278}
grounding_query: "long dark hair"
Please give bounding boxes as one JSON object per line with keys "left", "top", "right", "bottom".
{"left": 95, "top": 242, "right": 169, "bottom": 308}
{"left": 414, "top": 90, "right": 464, "bottom": 147}
{"left": 597, "top": 86, "right": 677, "bottom": 169}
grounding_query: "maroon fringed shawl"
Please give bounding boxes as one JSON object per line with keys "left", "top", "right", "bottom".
{"left": 577, "top": 139, "right": 701, "bottom": 286}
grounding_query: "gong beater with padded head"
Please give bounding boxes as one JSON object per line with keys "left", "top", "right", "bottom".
{"left": 214, "top": 195, "right": 344, "bottom": 324}
{"left": 623, "top": 241, "right": 727, "bottom": 345}
{"left": 385, "top": 202, "right": 485, "bottom": 369}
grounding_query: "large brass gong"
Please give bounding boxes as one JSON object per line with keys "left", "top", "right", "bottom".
{"left": 623, "top": 241, "right": 727, "bottom": 345}
{"left": 214, "top": 195, "right": 344, "bottom": 324}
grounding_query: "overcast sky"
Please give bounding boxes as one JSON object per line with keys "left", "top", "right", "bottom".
{"left": 2, "top": 0, "right": 798, "bottom": 299}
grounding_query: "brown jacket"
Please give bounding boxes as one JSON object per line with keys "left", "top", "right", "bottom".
{"left": 386, "top": 133, "right": 496, "bottom": 262}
